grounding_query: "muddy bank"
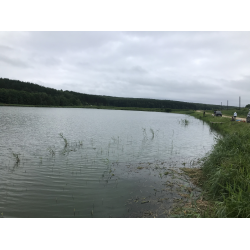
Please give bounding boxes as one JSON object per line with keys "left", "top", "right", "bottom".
{"left": 116, "top": 159, "right": 206, "bottom": 218}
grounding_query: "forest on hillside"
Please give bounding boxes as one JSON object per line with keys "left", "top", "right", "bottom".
{"left": 0, "top": 78, "right": 235, "bottom": 110}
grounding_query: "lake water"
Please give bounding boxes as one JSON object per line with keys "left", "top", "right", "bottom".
{"left": 0, "top": 107, "right": 218, "bottom": 217}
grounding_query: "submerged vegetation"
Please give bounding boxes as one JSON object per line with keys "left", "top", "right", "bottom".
{"left": 59, "top": 133, "right": 69, "bottom": 148}
{"left": 150, "top": 128, "right": 156, "bottom": 139}
{"left": 12, "top": 153, "right": 20, "bottom": 164}
{"left": 180, "top": 118, "right": 189, "bottom": 126}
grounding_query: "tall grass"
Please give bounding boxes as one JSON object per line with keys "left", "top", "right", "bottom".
{"left": 201, "top": 129, "right": 250, "bottom": 217}
{"left": 182, "top": 111, "right": 250, "bottom": 217}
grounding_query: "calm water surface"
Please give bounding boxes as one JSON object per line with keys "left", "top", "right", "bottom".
{"left": 0, "top": 107, "right": 218, "bottom": 217}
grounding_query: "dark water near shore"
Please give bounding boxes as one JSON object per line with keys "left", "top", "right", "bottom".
{"left": 0, "top": 107, "right": 218, "bottom": 217}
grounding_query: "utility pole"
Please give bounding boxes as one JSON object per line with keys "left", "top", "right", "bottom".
{"left": 227, "top": 100, "right": 228, "bottom": 110}
{"left": 221, "top": 102, "right": 222, "bottom": 110}
{"left": 239, "top": 96, "right": 241, "bottom": 110}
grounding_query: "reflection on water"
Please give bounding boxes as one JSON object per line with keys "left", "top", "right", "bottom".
{"left": 0, "top": 107, "right": 217, "bottom": 217}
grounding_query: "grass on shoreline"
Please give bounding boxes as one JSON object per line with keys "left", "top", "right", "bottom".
{"left": 205, "top": 108, "right": 249, "bottom": 118}
{"left": 174, "top": 110, "right": 250, "bottom": 217}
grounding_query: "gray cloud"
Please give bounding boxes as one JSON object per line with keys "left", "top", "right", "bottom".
{"left": 0, "top": 31, "right": 250, "bottom": 107}
{"left": 0, "top": 54, "right": 31, "bottom": 68}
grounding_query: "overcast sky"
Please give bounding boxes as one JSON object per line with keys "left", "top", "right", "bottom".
{"left": 0, "top": 31, "right": 250, "bottom": 107}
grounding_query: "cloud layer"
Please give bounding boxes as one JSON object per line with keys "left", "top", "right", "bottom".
{"left": 0, "top": 31, "right": 250, "bottom": 106}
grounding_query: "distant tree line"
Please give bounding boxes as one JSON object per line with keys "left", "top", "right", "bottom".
{"left": 0, "top": 78, "right": 236, "bottom": 110}
{"left": 0, "top": 78, "right": 107, "bottom": 106}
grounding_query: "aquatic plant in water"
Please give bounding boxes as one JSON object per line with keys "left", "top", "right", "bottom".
{"left": 12, "top": 153, "right": 20, "bottom": 164}
{"left": 47, "top": 147, "right": 55, "bottom": 156}
{"left": 150, "top": 128, "right": 155, "bottom": 139}
{"left": 142, "top": 128, "right": 147, "bottom": 140}
{"left": 59, "top": 133, "right": 68, "bottom": 147}
{"left": 180, "top": 119, "right": 189, "bottom": 126}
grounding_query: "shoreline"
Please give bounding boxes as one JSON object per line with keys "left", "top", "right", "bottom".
{"left": 173, "top": 110, "right": 250, "bottom": 217}
{"left": 0, "top": 103, "right": 192, "bottom": 114}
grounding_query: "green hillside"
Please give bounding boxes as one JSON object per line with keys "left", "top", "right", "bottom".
{"left": 0, "top": 77, "right": 237, "bottom": 110}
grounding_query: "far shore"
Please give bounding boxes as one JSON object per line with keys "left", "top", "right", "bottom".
{"left": 0, "top": 103, "right": 192, "bottom": 113}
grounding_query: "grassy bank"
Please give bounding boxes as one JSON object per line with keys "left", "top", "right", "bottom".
{"left": 175, "top": 110, "right": 250, "bottom": 217}
{"left": 214, "top": 108, "right": 249, "bottom": 118}
{"left": 197, "top": 108, "right": 249, "bottom": 118}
